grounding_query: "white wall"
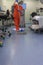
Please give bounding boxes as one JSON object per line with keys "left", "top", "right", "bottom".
{"left": 0, "top": 0, "right": 3, "bottom": 9}
{"left": 2, "top": 0, "right": 15, "bottom": 11}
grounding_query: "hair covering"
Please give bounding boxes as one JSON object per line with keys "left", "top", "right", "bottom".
{"left": 14, "top": 2, "right": 18, "bottom": 5}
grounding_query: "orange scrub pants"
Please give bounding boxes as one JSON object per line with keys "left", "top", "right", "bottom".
{"left": 13, "top": 4, "right": 23, "bottom": 31}
{"left": 14, "top": 16, "right": 20, "bottom": 31}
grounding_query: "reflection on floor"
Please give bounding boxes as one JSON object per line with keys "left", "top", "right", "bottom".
{"left": 0, "top": 27, "right": 43, "bottom": 65}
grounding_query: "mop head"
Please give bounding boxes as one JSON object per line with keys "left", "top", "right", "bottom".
{"left": 12, "top": 28, "right": 26, "bottom": 34}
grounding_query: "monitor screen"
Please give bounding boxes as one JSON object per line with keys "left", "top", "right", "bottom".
{"left": 21, "top": 3, "right": 26, "bottom": 10}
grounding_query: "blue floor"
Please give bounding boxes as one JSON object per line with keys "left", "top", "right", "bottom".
{"left": 0, "top": 27, "right": 43, "bottom": 65}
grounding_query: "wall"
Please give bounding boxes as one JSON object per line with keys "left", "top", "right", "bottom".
{"left": 0, "top": 0, "right": 3, "bottom": 10}
{"left": 2, "top": 0, "right": 15, "bottom": 11}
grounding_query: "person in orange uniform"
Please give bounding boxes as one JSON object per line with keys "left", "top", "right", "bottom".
{"left": 13, "top": 2, "right": 23, "bottom": 31}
